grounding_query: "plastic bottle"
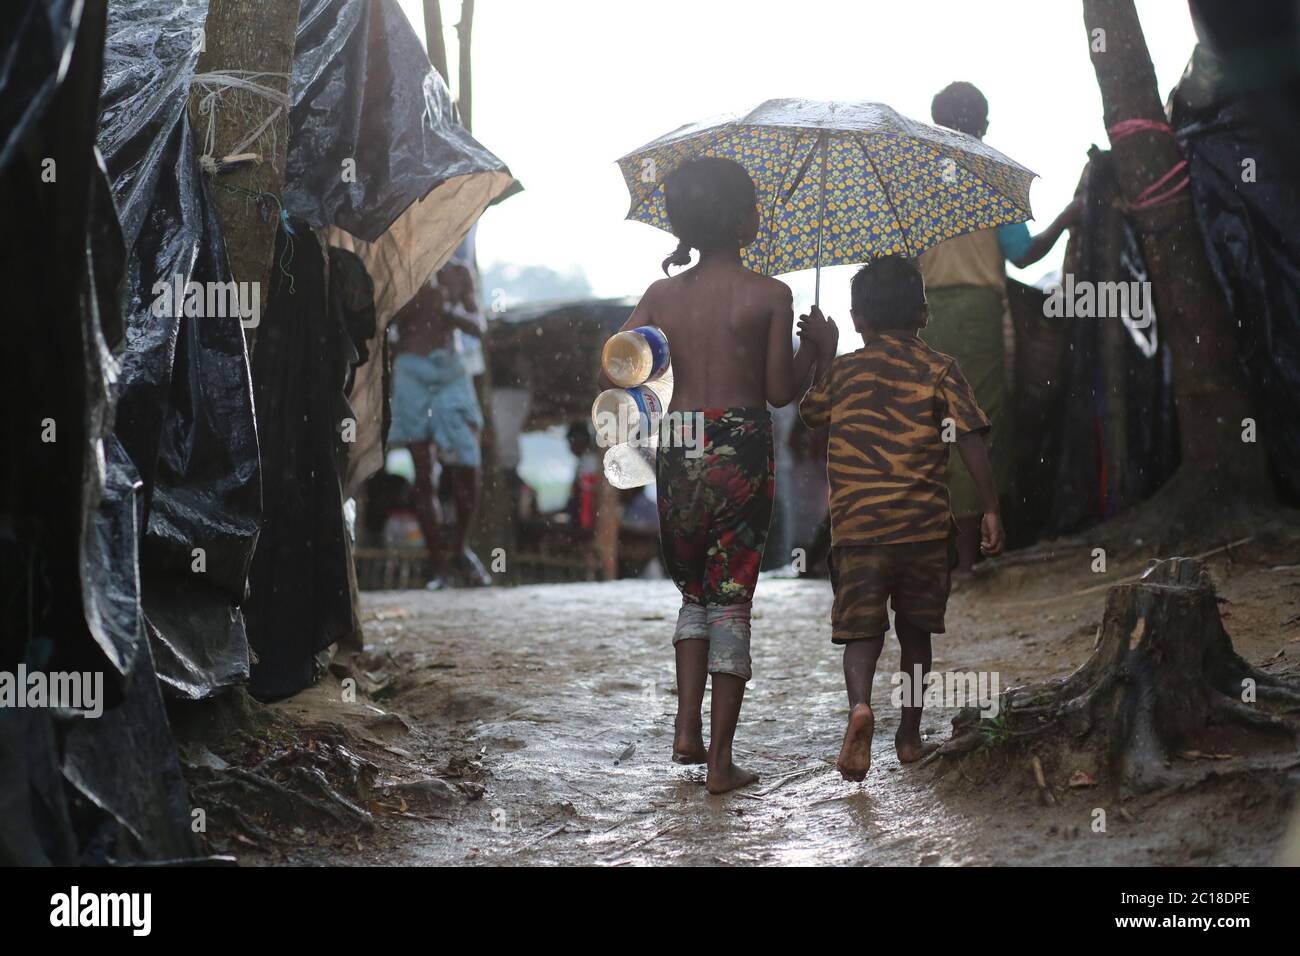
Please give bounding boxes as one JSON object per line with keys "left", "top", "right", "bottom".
{"left": 592, "top": 326, "right": 674, "bottom": 490}
{"left": 601, "top": 326, "right": 670, "bottom": 388}
{"left": 603, "top": 442, "right": 658, "bottom": 490}
{"left": 590, "top": 372, "right": 673, "bottom": 448}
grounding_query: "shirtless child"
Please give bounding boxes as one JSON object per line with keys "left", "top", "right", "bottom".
{"left": 609, "top": 157, "right": 831, "bottom": 794}
{"left": 798, "top": 256, "right": 1004, "bottom": 780}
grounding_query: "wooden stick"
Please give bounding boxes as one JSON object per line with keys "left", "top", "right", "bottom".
{"left": 807, "top": 792, "right": 859, "bottom": 809}
{"left": 520, "top": 822, "right": 569, "bottom": 850}
{"left": 604, "top": 823, "right": 679, "bottom": 863}
{"left": 422, "top": 0, "right": 449, "bottom": 83}
{"left": 973, "top": 540, "right": 1090, "bottom": 575}
{"left": 1002, "top": 537, "right": 1254, "bottom": 608}
{"left": 1031, "top": 755, "right": 1056, "bottom": 806}
{"left": 756, "top": 764, "right": 829, "bottom": 796}
{"left": 1031, "top": 755, "right": 1047, "bottom": 789}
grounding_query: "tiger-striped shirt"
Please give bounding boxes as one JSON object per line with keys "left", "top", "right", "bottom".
{"left": 799, "top": 330, "right": 990, "bottom": 546}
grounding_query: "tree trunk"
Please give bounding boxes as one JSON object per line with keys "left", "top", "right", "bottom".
{"left": 189, "top": 0, "right": 301, "bottom": 300}
{"left": 1081, "top": 0, "right": 1270, "bottom": 502}
{"left": 457, "top": 0, "right": 474, "bottom": 132}
{"left": 423, "top": 0, "right": 449, "bottom": 84}
{"left": 939, "top": 558, "right": 1300, "bottom": 795}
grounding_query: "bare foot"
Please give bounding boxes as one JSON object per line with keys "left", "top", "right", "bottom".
{"left": 837, "top": 703, "right": 875, "bottom": 781}
{"left": 705, "top": 761, "right": 759, "bottom": 794}
{"left": 895, "top": 732, "right": 941, "bottom": 763}
{"left": 672, "top": 731, "right": 707, "bottom": 765}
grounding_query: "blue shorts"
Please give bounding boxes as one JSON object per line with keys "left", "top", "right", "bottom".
{"left": 389, "top": 349, "right": 483, "bottom": 468}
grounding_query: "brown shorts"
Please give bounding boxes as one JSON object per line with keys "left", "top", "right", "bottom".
{"left": 829, "top": 538, "right": 953, "bottom": 642}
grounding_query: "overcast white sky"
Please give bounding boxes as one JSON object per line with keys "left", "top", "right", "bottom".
{"left": 397, "top": 0, "right": 1197, "bottom": 327}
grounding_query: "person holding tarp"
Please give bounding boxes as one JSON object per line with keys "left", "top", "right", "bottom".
{"left": 920, "top": 81, "right": 1080, "bottom": 575}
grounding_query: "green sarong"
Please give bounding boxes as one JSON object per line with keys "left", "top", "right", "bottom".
{"left": 920, "top": 284, "right": 1012, "bottom": 518}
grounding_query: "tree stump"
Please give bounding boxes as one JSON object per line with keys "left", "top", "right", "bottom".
{"left": 939, "top": 558, "right": 1300, "bottom": 794}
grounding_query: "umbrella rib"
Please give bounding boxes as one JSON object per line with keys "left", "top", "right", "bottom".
{"left": 764, "top": 132, "right": 820, "bottom": 275}
{"left": 858, "top": 138, "right": 915, "bottom": 258}
{"left": 626, "top": 175, "right": 658, "bottom": 222}
{"left": 623, "top": 152, "right": 666, "bottom": 222}
{"left": 780, "top": 136, "right": 820, "bottom": 203}
{"left": 941, "top": 149, "right": 1034, "bottom": 215}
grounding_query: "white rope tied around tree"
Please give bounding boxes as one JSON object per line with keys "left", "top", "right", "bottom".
{"left": 190, "top": 70, "right": 292, "bottom": 174}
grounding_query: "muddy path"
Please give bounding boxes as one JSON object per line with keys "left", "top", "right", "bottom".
{"left": 262, "top": 542, "right": 1300, "bottom": 866}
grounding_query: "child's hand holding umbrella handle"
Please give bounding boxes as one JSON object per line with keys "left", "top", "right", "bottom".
{"left": 797, "top": 305, "right": 838, "bottom": 354}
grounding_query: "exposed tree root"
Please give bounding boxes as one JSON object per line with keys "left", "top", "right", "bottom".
{"left": 185, "top": 719, "right": 378, "bottom": 853}
{"left": 937, "top": 557, "right": 1300, "bottom": 796}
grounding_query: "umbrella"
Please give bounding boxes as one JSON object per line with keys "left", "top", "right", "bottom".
{"left": 618, "top": 99, "right": 1036, "bottom": 304}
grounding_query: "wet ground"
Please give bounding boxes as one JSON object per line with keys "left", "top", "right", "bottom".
{"left": 249, "top": 539, "right": 1300, "bottom": 866}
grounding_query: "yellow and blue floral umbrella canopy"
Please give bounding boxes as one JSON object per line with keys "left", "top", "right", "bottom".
{"left": 618, "top": 99, "right": 1035, "bottom": 279}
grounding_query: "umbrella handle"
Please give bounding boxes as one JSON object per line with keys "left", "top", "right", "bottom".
{"left": 813, "top": 132, "right": 829, "bottom": 310}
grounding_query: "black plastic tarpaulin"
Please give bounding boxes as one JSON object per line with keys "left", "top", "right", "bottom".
{"left": 97, "top": 0, "right": 517, "bottom": 700}
{"left": 1004, "top": 150, "right": 1179, "bottom": 543}
{"left": 244, "top": 223, "right": 358, "bottom": 701}
{"left": 100, "top": 0, "right": 262, "bottom": 700}
{"left": 1173, "top": 45, "right": 1300, "bottom": 501}
{"left": 0, "top": 2, "right": 80, "bottom": 172}
{"left": 2, "top": 0, "right": 196, "bottom": 864}
{"left": 286, "top": 0, "right": 519, "bottom": 241}
{"left": 295, "top": 0, "right": 520, "bottom": 497}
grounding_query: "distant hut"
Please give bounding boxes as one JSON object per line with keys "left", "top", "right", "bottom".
{"left": 485, "top": 297, "right": 650, "bottom": 582}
